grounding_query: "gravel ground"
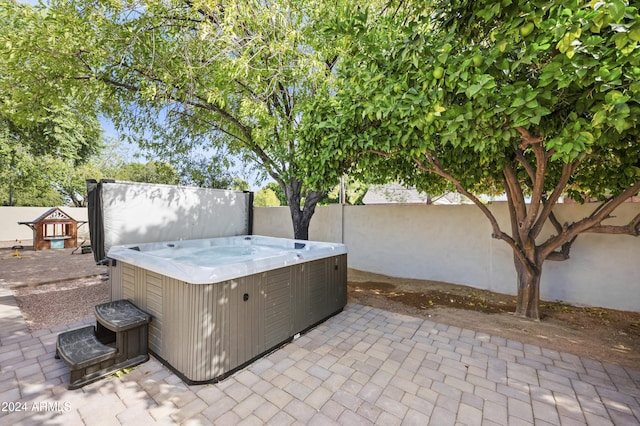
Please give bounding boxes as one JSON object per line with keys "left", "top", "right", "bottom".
{"left": 12, "top": 276, "right": 110, "bottom": 332}
{"left": 1, "top": 242, "right": 108, "bottom": 332}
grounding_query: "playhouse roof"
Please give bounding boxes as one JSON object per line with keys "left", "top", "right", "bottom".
{"left": 18, "top": 207, "right": 82, "bottom": 225}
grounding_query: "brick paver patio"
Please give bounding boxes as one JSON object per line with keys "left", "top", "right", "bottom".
{"left": 1, "top": 282, "right": 639, "bottom": 425}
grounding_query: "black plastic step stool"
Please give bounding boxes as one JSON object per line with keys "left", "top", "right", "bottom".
{"left": 55, "top": 326, "right": 118, "bottom": 390}
{"left": 56, "top": 300, "right": 151, "bottom": 389}
{"left": 94, "top": 299, "right": 152, "bottom": 367}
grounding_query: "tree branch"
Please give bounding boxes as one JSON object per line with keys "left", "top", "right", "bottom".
{"left": 502, "top": 162, "right": 527, "bottom": 230}
{"left": 413, "top": 153, "right": 534, "bottom": 274}
{"left": 234, "top": 79, "right": 260, "bottom": 102}
{"left": 547, "top": 208, "right": 564, "bottom": 235}
{"left": 546, "top": 235, "right": 577, "bottom": 261}
{"left": 515, "top": 126, "right": 543, "bottom": 149}
{"left": 584, "top": 211, "right": 640, "bottom": 235}
{"left": 504, "top": 176, "right": 523, "bottom": 247}
{"left": 514, "top": 147, "right": 536, "bottom": 184}
{"left": 539, "top": 181, "right": 640, "bottom": 260}
{"left": 515, "top": 127, "right": 546, "bottom": 234}
{"left": 277, "top": 81, "right": 292, "bottom": 119}
{"left": 530, "top": 162, "right": 576, "bottom": 239}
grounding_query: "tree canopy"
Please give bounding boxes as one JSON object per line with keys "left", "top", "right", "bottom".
{"left": 1, "top": 1, "right": 105, "bottom": 206}
{"left": 0, "top": 100, "right": 103, "bottom": 206}
{"left": 254, "top": 187, "right": 282, "bottom": 207}
{"left": 304, "top": 0, "right": 640, "bottom": 319}
{"left": 0, "top": 0, "right": 385, "bottom": 238}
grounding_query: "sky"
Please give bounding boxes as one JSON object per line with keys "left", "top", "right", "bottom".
{"left": 17, "top": 0, "right": 265, "bottom": 191}
{"left": 100, "top": 115, "right": 265, "bottom": 191}
{"left": 99, "top": 116, "right": 140, "bottom": 159}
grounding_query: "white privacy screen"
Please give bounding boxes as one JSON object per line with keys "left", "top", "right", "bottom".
{"left": 88, "top": 180, "right": 252, "bottom": 261}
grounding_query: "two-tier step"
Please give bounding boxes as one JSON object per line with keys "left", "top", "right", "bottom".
{"left": 56, "top": 299, "right": 151, "bottom": 389}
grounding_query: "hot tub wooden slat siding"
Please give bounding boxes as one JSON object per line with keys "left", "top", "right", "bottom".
{"left": 333, "top": 255, "right": 348, "bottom": 314}
{"left": 112, "top": 253, "right": 347, "bottom": 383}
{"left": 265, "top": 268, "right": 293, "bottom": 349}
{"left": 215, "top": 281, "right": 230, "bottom": 379}
{"left": 229, "top": 273, "right": 265, "bottom": 374}
{"left": 145, "top": 273, "right": 163, "bottom": 355}
{"left": 121, "top": 263, "right": 136, "bottom": 301}
{"left": 151, "top": 274, "right": 245, "bottom": 382}
{"left": 110, "top": 262, "right": 123, "bottom": 301}
{"left": 308, "top": 260, "right": 328, "bottom": 325}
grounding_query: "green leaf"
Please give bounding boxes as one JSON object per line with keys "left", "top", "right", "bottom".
{"left": 525, "top": 99, "right": 539, "bottom": 108}
{"left": 465, "top": 84, "right": 483, "bottom": 98}
{"left": 591, "top": 110, "right": 607, "bottom": 126}
{"left": 511, "top": 97, "right": 526, "bottom": 107}
{"left": 607, "top": 0, "right": 626, "bottom": 23}
{"left": 578, "top": 131, "right": 594, "bottom": 146}
{"left": 605, "top": 90, "right": 630, "bottom": 104}
{"left": 612, "top": 32, "right": 628, "bottom": 50}
{"left": 630, "top": 24, "right": 640, "bottom": 42}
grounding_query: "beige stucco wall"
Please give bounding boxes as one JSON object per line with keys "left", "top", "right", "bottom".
{"left": 252, "top": 204, "right": 345, "bottom": 243}
{"left": 254, "top": 202, "right": 640, "bottom": 312}
{"left": 2, "top": 203, "right": 638, "bottom": 311}
{"left": 0, "top": 206, "right": 90, "bottom": 243}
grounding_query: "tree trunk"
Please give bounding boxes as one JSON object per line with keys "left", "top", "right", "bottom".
{"left": 289, "top": 205, "right": 311, "bottom": 240}
{"left": 513, "top": 255, "right": 541, "bottom": 320}
{"left": 283, "top": 178, "right": 324, "bottom": 240}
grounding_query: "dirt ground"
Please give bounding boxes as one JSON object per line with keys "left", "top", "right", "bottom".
{"left": 348, "top": 270, "right": 640, "bottom": 371}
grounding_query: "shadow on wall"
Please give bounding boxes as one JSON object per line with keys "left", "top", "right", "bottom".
{"left": 253, "top": 202, "right": 640, "bottom": 312}
{"left": 93, "top": 181, "right": 252, "bottom": 258}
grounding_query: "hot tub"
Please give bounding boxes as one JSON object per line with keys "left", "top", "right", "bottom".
{"left": 107, "top": 235, "right": 347, "bottom": 384}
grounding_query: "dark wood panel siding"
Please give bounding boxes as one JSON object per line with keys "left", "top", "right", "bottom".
{"left": 335, "top": 254, "right": 348, "bottom": 308}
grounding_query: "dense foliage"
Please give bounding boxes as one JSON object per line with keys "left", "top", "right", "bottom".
{"left": 0, "top": 0, "right": 385, "bottom": 237}
{"left": 0, "top": 104, "right": 103, "bottom": 206}
{"left": 0, "top": 1, "right": 106, "bottom": 206}
{"left": 303, "top": 0, "right": 640, "bottom": 318}
{"left": 254, "top": 187, "right": 282, "bottom": 207}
